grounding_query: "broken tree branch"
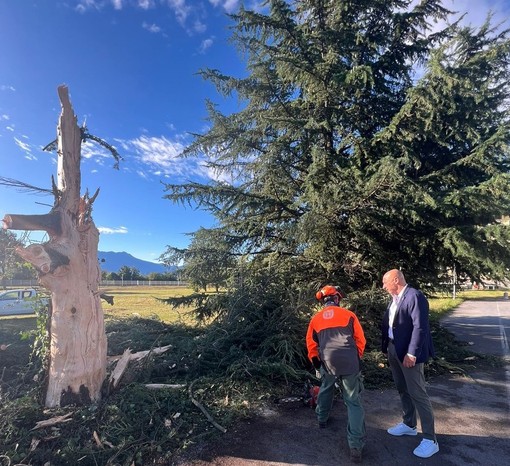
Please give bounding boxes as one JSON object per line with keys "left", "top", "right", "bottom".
{"left": 108, "top": 345, "right": 173, "bottom": 389}
{"left": 188, "top": 380, "right": 227, "bottom": 433}
{"left": 31, "top": 412, "right": 73, "bottom": 430}
{"left": 2, "top": 212, "right": 62, "bottom": 236}
{"left": 145, "top": 384, "right": 186, "bottom": 390}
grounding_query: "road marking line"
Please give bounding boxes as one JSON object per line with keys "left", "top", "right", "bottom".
{"left": 500, "top": 325, "right": 509, "bottom": 353}
{"left": 497, "top": 303, "right": 510, "bottom": 356}
{"left": 497, "top": 303, "right": 510, "bottom": 411}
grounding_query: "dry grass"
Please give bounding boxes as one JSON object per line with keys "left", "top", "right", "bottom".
{"left": 100, "top": 285, "right": 195, "bottom": 323}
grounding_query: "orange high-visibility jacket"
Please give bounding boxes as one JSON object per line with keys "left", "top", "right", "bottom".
{"left": 306, "top": 304, "right": 366, "bottom": 376}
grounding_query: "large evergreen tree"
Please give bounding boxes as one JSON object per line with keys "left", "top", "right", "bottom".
{"left": 160, "top": 227, "right": 235, "bottom": 291}
{"left": 163, "top": 0, "right": 510, "bottom": 292}
{"left": 0, "top": 230, "right": 24, "bottom": 286}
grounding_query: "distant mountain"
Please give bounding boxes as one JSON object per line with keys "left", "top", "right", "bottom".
{"left": 98, "top": 251, "right": 174, "bottom": 275}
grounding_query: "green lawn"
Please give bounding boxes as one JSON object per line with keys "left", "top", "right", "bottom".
{"left": 428, "top": 288, "right": 508, "bottom": 321}
{"left": 1, "top": 286, "right": 195, "bottom": 365}
{"left": 100, "top": 285, "right": 195, "bottom": 323}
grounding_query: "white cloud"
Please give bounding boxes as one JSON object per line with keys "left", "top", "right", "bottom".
{"left": 71, "top": 0, "right": 243, "bottom": 35}
{"left": 167, "top": 0, "right": 191, "bottom": 27}
{"left": 117, "top": 134, "right": 212, "bottom": 179}
{"left": 6, "top": 126, "right": 14, "bottom": 132}
{"left": 81, "top": 140, "right": 116, "bottom": 165}
{"left": 75, "top": 0, "right": 101, "bottom": 14}
{"left": 0, "top": 114, "right": 9, "bottom": 121}
{"left": 199, "top": 37, "right": 214, "bottom": 53}
{"left": 164, "top": 0, "right": 210, "bottom": 34}
{"left": 443, "top": 0, "right": 509, "bottom": 28}
{"left": 142, "top": 21, "right": 161, "bottom": 33}
{"left": 192, "top": 18, "right": 207, "bottom": 34}
{"left": 137, "top": 0, "right": 155, "bottom": 9}
{"left": 0, "top": 85, "right": 15, "bottom": 92}
{"left": 14, "top": 136, "right": 32, "bottom": 153}
{"left": 209, "top": 0, "right": 240, "bottom": 13}
{"left": 98, "top": 226, "right": 128, "bottom": 234}
{"left": 13, "top": 136, "right": 40, "bottom": 161}
{"left": 408, "top": 0, "right": 509, "bottom": 33}
{"left": 131, "top": 135, "right": 185, "bottom": 168}
{"left": 201, "top": 162, "right": 236, "bottom": 184}
{"left": 136, "top": 169, "right": 150, "bottom": 179}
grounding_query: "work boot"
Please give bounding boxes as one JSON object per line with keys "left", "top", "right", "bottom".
{"left": 350, "top": 448, "right": 362, "bottom": 463}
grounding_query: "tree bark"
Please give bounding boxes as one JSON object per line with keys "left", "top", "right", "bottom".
{"left": 3, "top": 85, "right": 107, "bottom": 407}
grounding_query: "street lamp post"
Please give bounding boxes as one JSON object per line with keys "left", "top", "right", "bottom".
{"left": 453, "top": 264, "right": 457, "bottom": 299}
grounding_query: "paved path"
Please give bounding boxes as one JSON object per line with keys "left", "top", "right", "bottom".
{"left": 176, "top": 298, "right": 510, "bottom": 466}
{"left": 441, "top": 296, "right": 510, "bottom": 410}
{"left": 441, "top": 297, "right": 510, "bottom": 358}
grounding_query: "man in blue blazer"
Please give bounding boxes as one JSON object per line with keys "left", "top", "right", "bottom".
{"left": 381, "top": 269, "right": 439, "bottom": 459}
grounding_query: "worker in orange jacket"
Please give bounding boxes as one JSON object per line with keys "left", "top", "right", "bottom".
{"left": 306, "top": 285, "right": 366, "bottom": 464}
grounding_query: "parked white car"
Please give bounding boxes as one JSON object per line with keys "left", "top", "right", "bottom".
{"left": 0, "top": 289, "right": 48, "bottom": 316}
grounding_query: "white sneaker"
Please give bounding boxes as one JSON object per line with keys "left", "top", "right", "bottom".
{"left": 387, "top": 422, "right": 417, "bottom": 436}
{"left": 413, "top": 439, "right": 439, "bottom": 458}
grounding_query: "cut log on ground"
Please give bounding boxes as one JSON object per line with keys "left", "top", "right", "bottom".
{"left": 108, "top": 345, "right": 173, "bottom": 389}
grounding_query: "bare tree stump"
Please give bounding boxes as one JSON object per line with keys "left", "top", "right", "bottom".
{"left": 3, "top": 86, "right": 107, "bottom": 407}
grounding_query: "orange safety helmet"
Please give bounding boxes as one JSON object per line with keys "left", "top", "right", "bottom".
{"left": 315, "top": 285, "right": 345, "bottom": 301}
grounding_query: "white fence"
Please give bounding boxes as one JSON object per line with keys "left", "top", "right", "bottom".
{"left": 100, "top": 280, "right": 187, "bottom": 287}
{"left": 2, "top": 279, "right": 188, "bottom": 288}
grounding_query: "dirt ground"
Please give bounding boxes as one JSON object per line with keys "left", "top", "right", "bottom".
{"left": 172, "top": 365, "right": 510, "bottom": 466}
{"left": 173, "top": 299, "right": 510, "bottom": 466}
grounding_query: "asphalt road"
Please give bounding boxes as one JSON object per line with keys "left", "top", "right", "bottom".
{"left": 177, "top": 298, "right": 510, "bottom": 466}
{"left": 441, "top": 296, "right": 510, "bottom": 359}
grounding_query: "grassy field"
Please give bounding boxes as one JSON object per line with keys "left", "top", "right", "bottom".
{"left": 2, "top": 285, "right": 504, "bottom": 328}
{"left": 99, "top": 285, "right": 508, "bottom": 322}
{"left": 0, "top": 286, "right": 195, "bottom": 374}
{"left": 428, "top": 288, "right": 508, "bottom": 319}
{"left": 100, "top": 285, "right": 195, "bottom": 323}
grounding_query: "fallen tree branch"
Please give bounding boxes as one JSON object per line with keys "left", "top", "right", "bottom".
{"left": 108, "top": 344, "right": 173, "bottom": 363}
{"left": 100, "top": 293, "right": 114, "bottom": 305}
{"left": 109, "top": 349, "right": 132, "bottom": 389}
{"left": 145, "top": 384, "right": 186, "bottom": 390}
{"left": 188, "top": 380, "right": 227, "bottom": 433}
{"left": 93, "top": 430, "right": 104, "bottom": 449}
{"left": 433, "top": 358, "right": 467, "bottom": 376}
{"left": 108, "top": 345, "right": 174, "bottom": 389}
{"left": 128, "top": 344, "right": 173, "bottom": 361}
{"left": 31, "top": 412, "right": 73, "bottom": 430}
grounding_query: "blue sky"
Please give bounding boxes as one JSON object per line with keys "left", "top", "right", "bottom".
{"left": 0, "top": 1, "right": 508, "bottom": 264}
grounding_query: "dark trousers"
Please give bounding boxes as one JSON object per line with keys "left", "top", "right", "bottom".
{"left": 316, "top": 368, "right": 366, "bottom": 449}
{"left": 387, "top": 342, "right": 436, "bottom": 440}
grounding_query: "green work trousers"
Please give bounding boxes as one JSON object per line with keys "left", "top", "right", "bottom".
{"left": 316, "top": 368, "right": 366, "bottom": 449}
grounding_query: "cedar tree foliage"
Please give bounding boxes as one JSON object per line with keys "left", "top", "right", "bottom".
{"left": 160, "top": 227, "right": 235, "bottom": 292}
{"left": 0, "top": 229, "right": 24, "bottom": 282}
{"left": 162, "top": 1, "right": 510, "bottom": 312}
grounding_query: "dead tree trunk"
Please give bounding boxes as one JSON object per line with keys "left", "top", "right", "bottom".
{"left": 2, "top": 86, "right": 107, "bottom": 407}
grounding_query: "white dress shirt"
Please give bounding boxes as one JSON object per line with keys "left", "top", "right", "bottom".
{"left": 388, "top": 285, "right": 407, "bottom": 340}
